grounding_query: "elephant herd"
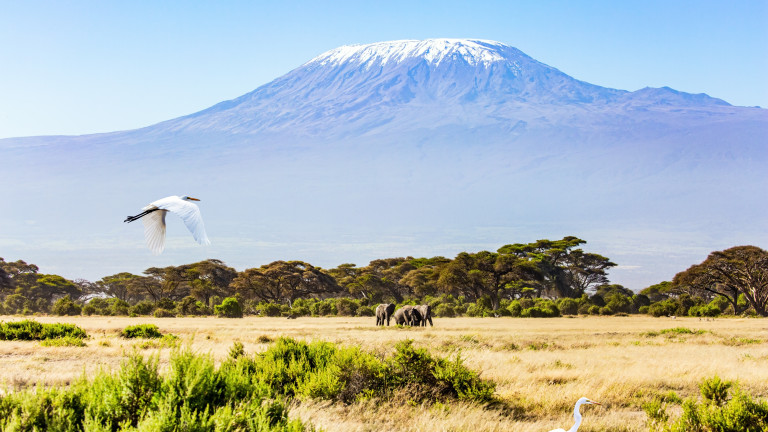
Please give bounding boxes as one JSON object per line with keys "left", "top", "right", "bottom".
{"left": 375, "top": 303, "right": 433, "bottom": 327}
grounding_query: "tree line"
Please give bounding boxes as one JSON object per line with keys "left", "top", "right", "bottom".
{"left": 1, "top": 238, "right": 766, "bottom": 318}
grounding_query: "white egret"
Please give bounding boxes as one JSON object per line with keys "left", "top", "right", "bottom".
{"left": 124, "top": 195, "right": 210, "bottom": 254}
{"left": 548, "top": 397, "right": 601, "bottom": 432}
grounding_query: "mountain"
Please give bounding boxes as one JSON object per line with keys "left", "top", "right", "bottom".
{"left": 1, "top": 39, "right": 766, "bottom": 289}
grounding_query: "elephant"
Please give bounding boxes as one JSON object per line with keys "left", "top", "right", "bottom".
{"left": 375, "top": 303, "right": 396, "bottom": 326}
{"left": 416, "top": 304, "right": 433, "bottom": 326}
{"left": 393, "top": 305, "right": 423, "bottom": 326}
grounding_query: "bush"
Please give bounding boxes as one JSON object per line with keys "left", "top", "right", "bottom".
{"left": 648, "top": 376, "right": 768, "bottom": 431}
{"left": 700, "top": 376, "right": 732, "bottom": 406}
{"left": 464, "top": 303, "right": 492, "bottom": 317}
{"left": 258, "top": 302, "right": 282, "bottom": 317}
{"left": 357, "top": 305, "right": 375, "bottom": 317}
{"left": 310, "top": 300, "right": 335, "bottom": 316}
{"left": 121, "top": 324, "right": 163, "bottom": 339}
{"left": 40, "top": 336, "right": 87, "bottom": 347}
{"left": 130, "top": 300, "right": 156, "bottom": 316}
{"left": 51, "top": 296, "right": 82, "bottom": 316}
{"left": 335, "top": 298, "right": 359, "bottom": 316}
{"left": 215, "top": 297, "right": 243, "bottom": 318}
{"left": 521, "top": 299, "right": 559, "bottom": 318}
{"left": 599, "top": 306, "right": 614, "bottom": 315}
{"left": 557, "top": 298, "right": 579, "bottom": 315}
{"left": 0, "top": 320, "right": 87, "bottom": 340}
{"left": 111, "top": 299, "right": 130, "bottom": 316}
{"left": 434, "top": 304, "right": 456, "bottom": 318}
{"left": 689, "top": 304, "right": 721, "bottom": 317}
{"left": 507, "top": 301, "right": 522, "bottom": 317}
{"left": 152, "top": 308, "right": 174, "bottom": 318}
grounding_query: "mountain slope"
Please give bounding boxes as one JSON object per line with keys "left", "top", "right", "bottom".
{"left": 1, "top": 39, "right": 765, "bottom": 290}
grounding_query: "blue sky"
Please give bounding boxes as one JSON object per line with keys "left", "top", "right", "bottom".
{"left": 1, "top": 0, "right": 766, "bottom": 139}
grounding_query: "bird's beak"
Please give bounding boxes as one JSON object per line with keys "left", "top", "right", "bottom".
{"left": 589, "top": 401, "right": 602, "bottom": 406}
{"left": 187, "top": 197, "right": 201, "bottom": 201}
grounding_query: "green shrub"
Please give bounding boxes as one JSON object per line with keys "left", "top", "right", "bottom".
{"left": 258, "top": 302, "right": 282, "bottom": 317}
{"left": 0, "top": 320, "right": 87, "bottom": 340}
{"left": 110, "top": 299, "right": 131, "bottom": 316}
{"left": 215, "top": 297, "right": 243, "bottom": 318}
{"left": 465, "top": 303, "right": 491, "bottom": 317}
{"left": 689, "top": 303, "right": 722, "bottom": 317}
{"left": 700, "top": 375, "right": 732, "bottom": 406}
{"left": 335, "top": 298, "right": 359, "bottom": 316}
{"left": 650, "top": 377, "right": 768, "bottom": 431}
{"left": 599, "top": 306, "right": 614, "bottom": 315}
{"left": 40, "top": 336, "right": 87, "bottom": 347}
{"left": 51, "top": 295, "right": 82, "bottom": 316}
{"left": 0, "top": 335, "right": 497, "bottom": 431}
{"left": 121, "top": 324, "right": 163, "bottom": 339}
{"left": 357, "top": 305, "right": 375, "bottom": 316}
{"left": 129, "top": 300, "right": 155, "bottom": 316}
{"left": 153, "top": 308, "right": 175, "bottom": 318}
{"left": 310, "top": 300, "right": 335, "bottom": 316}
{"left": 557, "top": 298, "right": 579, "bottom": 315}
{"left": 434, "top": 303, "right": 456, "bottom": 318}
{"left": 520, "top": 300, "right": 559, "bottom": 318}
{"left": 507, "top": 301, "right": 522, "bottom": 317}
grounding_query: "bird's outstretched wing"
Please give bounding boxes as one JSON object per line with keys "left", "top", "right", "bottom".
{"left": 142, "top": 209, "right": 167, "bottom": 255}
{"left": 153, "top": 196, "right": 211, "bottom": 247}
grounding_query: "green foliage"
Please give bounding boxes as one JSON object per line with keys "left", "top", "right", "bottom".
{"left": 520, "top": 299, "right": 560, "bottom": 318}
{"left": 259, "top": 302, "right": 283, "bottom": 317}
{"left": 556, "top": 297, "right": 578, "bottom": 315}
{"left": 215, "top": 297, "right": 243, "bottom": 318}
{"left": 434, "top": 303, "right": 456, "bottom": 317}
{"left": 121, "top": 324, "right": 163, "bottom": 339}
{"left": 648, "top": 299, "right": 679, "bottom": 317}
{"left": 129, "top": 300, "right": 155, "bottom": 315}
{"left": 51, "top": 295, "right": 82, "bottom": 316}
{"left": 334, "top": 298, "right": 358, "bottom": 316}
{"left": 39, "top": 335, "right": 87, "bottom": 347}
{"left": 700, "top": 375, "right": 732, "bottom": 406}
{"left": 649, "top": 376, "right": 768, "bottom": 432}
{"left": 153, "top": 308, "right": 175, "bottom": 318}
{"left": 0, "top": 320, "right": 87, "bottom": 340}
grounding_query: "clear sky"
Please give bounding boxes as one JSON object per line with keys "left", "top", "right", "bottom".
{"left": 0, "top": 0, "right": 766, "bottom": 139}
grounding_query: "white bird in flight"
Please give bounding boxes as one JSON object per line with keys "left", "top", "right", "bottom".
{"left": 549, "top": 397, "right": 601, "bottom": 432}
{"left": 124, "top": 195, "right": 210, "bottom": 254}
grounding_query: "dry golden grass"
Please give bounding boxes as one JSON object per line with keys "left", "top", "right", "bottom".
{"left": 1, "top": 315, "right": 766, "bottom": 431}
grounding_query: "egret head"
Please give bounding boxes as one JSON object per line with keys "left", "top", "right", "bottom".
{"left": 181, "top": 196, "right": 201, "bottom": 201}
{"left": 577, "top": 397, "right": 601, "bottom": 406}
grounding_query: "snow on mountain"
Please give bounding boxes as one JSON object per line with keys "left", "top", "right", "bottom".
{"left": 0, "top": 39, "right": 765, "bottom": 290}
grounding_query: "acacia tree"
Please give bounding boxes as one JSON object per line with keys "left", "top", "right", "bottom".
{"left": 0, "top": 258, "right": 12, "bottom": 293}
{"left": 673, "top": 246, "right": 768, "bottom": 316}
{"left": 400, "top": 257, "right": 451, "bottom": 298}
{"left": 329, "top": 258, "right": 417, "bottom": 303}
{"left": 143, "top": 266, "right": 191, "bottom": 301}
{"left": 438, "top": 250, "right": 540, "bottom": 310}
{"left": 98, "top": 273, "right": 142, "bottom": 302}
{"left": 498, "top": 236, "right": 615, "bottom": 298}
{"left": 184, "top": 259, "right": 238, "bottom": 305}
{"left": 232, "top": 261, "right": 340, "bottom": 306}
{"left": 0, "top": 259, "right": 39, "bottom": 295}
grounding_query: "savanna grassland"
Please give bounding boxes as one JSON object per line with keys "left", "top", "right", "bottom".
{"left": 1, "top": 315, "right": 767, "bottom": 431}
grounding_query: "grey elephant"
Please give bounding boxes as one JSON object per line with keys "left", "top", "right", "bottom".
{"left": 416, "top": 304, "right": 433, "bottom": 327}
{"left": 375, "top": 303, "right": 396, "bottom": 326}
{"left": 393, "top": 305, "right": 423, "bottom": 326}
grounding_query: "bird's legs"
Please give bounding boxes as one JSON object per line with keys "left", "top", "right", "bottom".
{"left": 124, "top": 208, "right": 159, "bottom": 223}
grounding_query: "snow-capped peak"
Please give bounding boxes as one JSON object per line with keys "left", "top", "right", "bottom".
{"left": 306, "top": 39, "right": 513, "bottom": 68}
